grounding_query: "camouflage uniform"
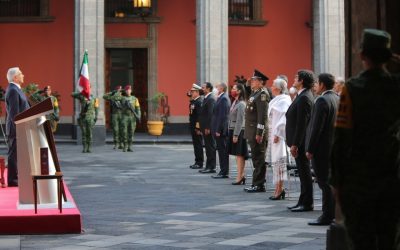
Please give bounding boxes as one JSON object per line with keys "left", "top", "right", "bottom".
{"left": 331, "top": 29, "right": 400, "bottom": 250}
{"left": 120, "top": 95, "right": 141, "bottom": 152}
{"left": 71, "top": 92, "right": 99, "bottom": 153}
{"left": 103, "top": 91, "right": 123, "bottom": 149}
{"left": 31, "top": 91, "right": 60, "bottom": 132}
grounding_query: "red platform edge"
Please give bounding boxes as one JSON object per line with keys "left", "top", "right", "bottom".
{"left": 0, "top": 169, "right": 82, "bottom": 234}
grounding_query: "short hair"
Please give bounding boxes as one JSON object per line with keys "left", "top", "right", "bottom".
{"left": 277, "top": 74, "right": 288, "bottom": 84}
{"left": 362, "top": 48, "right": 392, "bottom": 64}
{"left": 318, "top": 73, "right": 335, "bottom": 90}
{"left": 218, "top": 82, "right": 228, "bottom": 92}
{"left": 204, "top": 82, "right": 213, "bottom": 92}
{"left": 7, "top": 67, "right": 20, "bottom": 83}
{"left": 336, "top": 77, "right": 345, "bottom": 85}
{"left": 297, "top": 69, "right": 315, "bottom": 89}
{"left": 273, "top": 78, "right": 288, "bottom": 94}
{"left": 234, "top": 83, "right": 247, "bottom": 101}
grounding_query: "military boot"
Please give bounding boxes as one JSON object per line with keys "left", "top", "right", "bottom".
{"left": 122, "top": 142, "right": 127, "bottom": 152}
{"left": 82, "top": 142, "right": 87, "bottom": 153}
{"left": 87, "top": 141, "right": 92, "bottom": 153}
{"left": 118, "top": 143, "right": 123, "bottom": 149}
{"left": 127, "top": 141, "right": 133, "bottom": 152}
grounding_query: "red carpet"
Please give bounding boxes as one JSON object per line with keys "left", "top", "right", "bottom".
{"left": 0, "top": 169, "right": 82, "bottom": 234}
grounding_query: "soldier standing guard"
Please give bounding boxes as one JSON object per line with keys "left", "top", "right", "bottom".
{"left": 188, "top": 83, "right": 204, "bottom": 169}
{"left": 120, "top": 85, "right": 141, "bottom": 152}
{"left": 31, "top": 86, "right": 60, "bottom": 132}
{"left": 103, "top": 85, "right": 123, "bottom": 149}
{"left": 244, "top": 70, "right": 270, "bottom": 193}
{"left": 71, "top": 89, "right": 99, "bottom": 153}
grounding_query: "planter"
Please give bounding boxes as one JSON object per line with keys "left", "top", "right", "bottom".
{"left": 147, "top": 120, "right": 164, "bottom": 136}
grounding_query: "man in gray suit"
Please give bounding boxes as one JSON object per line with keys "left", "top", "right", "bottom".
{"left": 306, "top": 73, "right": 339, "bottom": 225}
{"left": 5, "top": 67, "right": 30, "bottom": 187}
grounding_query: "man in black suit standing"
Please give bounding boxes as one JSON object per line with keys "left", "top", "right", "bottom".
{"left": 211, "top": 82, "right": 231, "bottom": 178}
{"left": 199, "top": 82, "right": 216, "bottom": 173}
{"left": 5, "top": 67, "right": 30, "bottom": 187}
{"left": 306, "top": 73, "right": 339, "bottom": 225}
{"left": 286, "top": 69, "right": 315, "bottom": 212}
{"left": 188, "top": 83, "right": 204, "bottom": 170}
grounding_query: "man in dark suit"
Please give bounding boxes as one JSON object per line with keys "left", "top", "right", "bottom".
{"left": 188, "top": 83, "right": 204, "bottom": 170}
{"left": 5, "top": 67, "right": 30, "bottom": 187}
{"left": 211, "top": 82, "right": 231, "bottom": 178}
{"left": 198, "top": 82, "right": 216, "bottom": 173}
{"left": 244, "top": 70, "right": 270, "bottom": 192}
{"left": 286, "top": 69, "right": 315, "bottom": 212}
{"left": 305, "top": 73, "right": 339, "bottom": 225}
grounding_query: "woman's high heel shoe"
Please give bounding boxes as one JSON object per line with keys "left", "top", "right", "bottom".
{"left": 0, "top": 178, "right": 6, "bottom": 188}
{"left": 269, "top": 189, "right": 286, "bottom": 200}
{"left": 232, "top": 177, "right": 246, "bottom": 185}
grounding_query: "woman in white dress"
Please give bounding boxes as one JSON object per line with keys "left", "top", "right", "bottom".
{"left": 266, "top": 78, "right": 292, "bottom": 200}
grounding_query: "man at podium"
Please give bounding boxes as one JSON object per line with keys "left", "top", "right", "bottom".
{"left": 5, "top": 67, "right": 30, "bottom": 187}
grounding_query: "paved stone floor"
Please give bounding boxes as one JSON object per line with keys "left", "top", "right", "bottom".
{"left": 0, "top": 144, "right": 327, "bottom": 250}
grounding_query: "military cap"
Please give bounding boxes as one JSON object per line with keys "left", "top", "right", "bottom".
{"left": 190, "top": 83, "right": 201, "bottom": 91}
{"left": 124, "top": 85, "right": 131, "bottom": 91}
{"left": 251, "top": 69, "right": 269, "bottom": 82}
{"left": 361, "top": 29, "right": 391, "bottom": 51}
{"left": 43, "top": 85, "right": 51, "bottom": 91}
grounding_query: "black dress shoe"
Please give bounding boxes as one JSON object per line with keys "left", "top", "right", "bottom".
{"left": 199, "top": 169, "right": 216, "bottom": 174}
{"left": 244, "top": 186, "right": 266, "bottom": 193}
{"left": 8, "top": 180, "right": 18, "bottom": 187}
{"left": 211, "top": 174, "right": 229, "bottom": 179}
{"left": 190, "top": 164, "right": 203, "bottom": 169}
{"left": 287, "top": 204, "right": 299, "bottom": 210}
{"left": 308, "top": 216, "right": 333, "bottom": 226}
{"left": 291, "top": 205, "right": 314, "bottom": 212}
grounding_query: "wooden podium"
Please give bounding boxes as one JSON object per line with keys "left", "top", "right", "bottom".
{"left": 14, "top": 98, "right": 65, "bottom": 205}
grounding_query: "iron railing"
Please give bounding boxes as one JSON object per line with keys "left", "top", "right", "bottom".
{"left": 105, "top": 0, "right": 153, "bottom": 18}
{"left": 229, "top": 0, "right": 254, "bottom": 21}
{"left": 0, "top": 0, "right": 41, "bottom": 17}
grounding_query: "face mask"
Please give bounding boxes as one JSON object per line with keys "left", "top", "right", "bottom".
{"left": 231, "top": 89, "right": 238, "bottom": 98}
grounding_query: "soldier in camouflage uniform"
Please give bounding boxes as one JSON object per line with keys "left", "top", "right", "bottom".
{"left": 103, "top": 85, "right": 123, "bottom": 149}
{"left": 331, "top": 29, "right": 400, "bottom": 250}
{"left": 71, "top": 91, "right": 99, "bottom": 153}
{"left": 120, "top": 85, "right": 141, "bottom": 152}
{"left": 244, "top": 70, "right": 270, "bottom": 193}
{"left": 31, "top": 86, "right": 60, "bottom": 132}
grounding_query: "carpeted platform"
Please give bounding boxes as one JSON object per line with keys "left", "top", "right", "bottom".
{"left": 0, "top": 169, "right": 82, "bottom": 234}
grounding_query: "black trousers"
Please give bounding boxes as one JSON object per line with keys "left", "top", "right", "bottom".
{"left": 295, "top": 146, "right": 313, "bottom": 207}
{"left": 190, "top": 129, "right": 204, "bottom": 166}
{"left": 312, "top": 155, "right": 334, "bottom": 219}
{"left": 215, "top": 134, "right": 229, "bottom": 175}
{"left": 248, "top": 139, "right": 266, "bottom": 187}
{"left": 7, "top": 136, "right": 18, "bottom": 184}
{"left": 202, "top": 132, "right": 216, "bottom": 170}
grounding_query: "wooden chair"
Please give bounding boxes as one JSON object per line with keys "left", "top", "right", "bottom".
{"left": 32, "top": 171, "right": 65, "bottom": 214}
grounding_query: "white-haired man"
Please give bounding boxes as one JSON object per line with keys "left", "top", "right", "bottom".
{"left": 5, "top": 67, "right": 30, "bottom": 187}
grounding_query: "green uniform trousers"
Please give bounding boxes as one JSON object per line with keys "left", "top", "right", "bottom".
{"left": 111, "top": 112, "right": 122, "bottom": 145}
{"left": 121, "top": 114, "right": 136, "bottom": 150}
{"left": 248, "top": 139, "right": 267, "bottom": 187}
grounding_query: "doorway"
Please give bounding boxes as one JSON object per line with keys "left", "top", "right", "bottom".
{"left": 105, "top": 48, "right": 148, "bottom": 131}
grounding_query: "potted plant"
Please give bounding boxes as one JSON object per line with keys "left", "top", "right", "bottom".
{"left": 147, "top": 92, "right": 168, "bottom": 136}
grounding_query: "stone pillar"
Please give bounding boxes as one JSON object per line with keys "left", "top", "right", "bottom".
{"left": 313, "top": 0, "right": 345, "bottom": 78}
{"left": 74, "top": 0, "right": 105, "bottom": 145}
{"left": 196, "top": 0, "right": 229, "bottom": 85}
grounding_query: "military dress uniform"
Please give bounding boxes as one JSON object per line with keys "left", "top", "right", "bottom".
{"left": 103, "top": 88, "right": 123, "bottom": 149}
{"left": 120, "top": 87, "right": 141, "bottom": 152}
{"left": 331, "top": 29, "right": 400, "bottom": 250}
{"left": 71, "top": 92, "right": 99, "bottom": 153}
{"left": 189, "top": 84, "right": 204, "bottom": 169}
{"left": 32, "top": 87, "right": 60, "bottom": 132}
{"left": 244, "top": 70, "right": 270, "bottom": 192}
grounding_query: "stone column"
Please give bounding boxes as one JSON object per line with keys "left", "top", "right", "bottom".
{"left": 74, "top": 0, "right": 105, "bottom": 144}
{"left": 313, "top": 0, "right": 345, "bottom": 78}
{"left": 196, "top": 0, "right": 228, "bottom": 85}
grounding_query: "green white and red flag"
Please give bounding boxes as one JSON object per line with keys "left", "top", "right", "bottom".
{"left": 77, "top": 50, "right": 90, "bottom": 99}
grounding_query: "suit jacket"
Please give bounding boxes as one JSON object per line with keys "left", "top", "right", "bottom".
{"left": 211, "top": 93, "right": 231, "bottom": 136}
{"left": 285, "top": 88, "right": 314, "bottom": 148}
{"left": 189, "top": 96, "right": 203, "bottom": 130}
{"left": 305, "top": 90, "right": 339, "bottom": 157}
{"left": 5, "top": 83, "right": 30, "bottom": 138}
{"left": 199, "top": 93, "right": 216, "bottom": 131}
{"left": 228, "top": 100, "right": 246, "bottom": 136}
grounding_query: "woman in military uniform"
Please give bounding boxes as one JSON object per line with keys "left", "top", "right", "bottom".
{"left": 120, "top": 85, "right": 141, "bottom": 152}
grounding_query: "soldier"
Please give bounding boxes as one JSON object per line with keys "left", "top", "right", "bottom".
{"left": 331, "top": 29, "right": 400, "bottom": 250}
{"left": 103, "top": 85, "right": 123, "bottom": 149}
{"left": 71, "top": 88, "right": 99, "bottom": 153}
{"left": 189, "top": 83, "right": 204, "bottom": 169}
{"left": 31, "top": 85, "right": 60, "bottom": 132}
{"left": 244, "top": 70, "right": 270, "bottom": 193}
{"left": 120, "top": 85, "right": 141, "bottom": 152}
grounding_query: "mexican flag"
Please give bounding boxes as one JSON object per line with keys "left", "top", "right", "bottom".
{"left": 77, "top": 50, "right": 90, "bottom": 99}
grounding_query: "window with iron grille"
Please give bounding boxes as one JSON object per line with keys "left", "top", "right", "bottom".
{"left": 229, "top": 0, "right": 267, "bottom": 26}
{"left": 0, "top": 0, "right": 52, "bottom": 22}
{"left": 105, "top": 0, "right": 154, "bottom": 18}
